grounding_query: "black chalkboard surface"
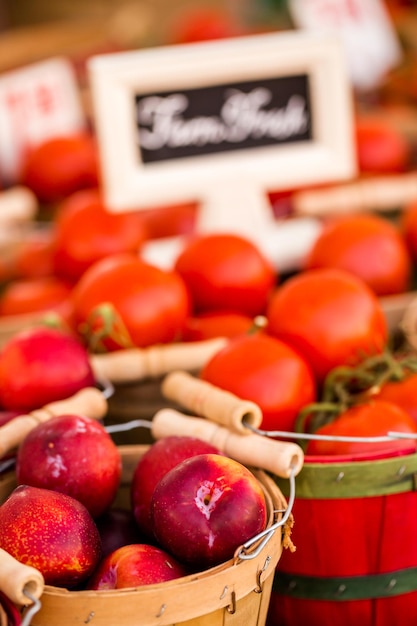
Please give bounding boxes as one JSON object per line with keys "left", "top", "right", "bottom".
{"left": 135, "top": 74, "right": 312, "bottom": 164}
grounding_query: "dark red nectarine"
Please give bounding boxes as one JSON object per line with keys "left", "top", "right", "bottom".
{"left": 16, "top": 413, "right": 122, "bottom": 518}
{"left": 151, "top": 453, "right": 267, "bottom": 568}
{"left": 88, "top": 543, "right": 187, "bottom": 589}
{"left": 131, "top": 435, "right": 221, "bottom": 538}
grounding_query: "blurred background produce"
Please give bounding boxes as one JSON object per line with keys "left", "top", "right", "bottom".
{"left": 1, "top": 0, "right": 417, "bottom": 350}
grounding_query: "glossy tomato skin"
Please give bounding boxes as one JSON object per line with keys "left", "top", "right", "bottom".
{"left": 355, "top": 116, "right": 411, "bottom": 174}
{"left": 305, "top": 213, "right": 412, "bottom": 296}
{"left": 174, "top": 233, "right": 276, "bottom": 317}
{"left": 181, "top": 310, "right": 254, "bottom": 342}
{"left": 0, "top": 276, "right": 72, "bottom": 318}
{"left": 52, "top": 189, "right": 148, "bottom": 283}
{"left": 20, "top": 132, "right": 99, "bottom": 204}
{"left": 373, "top": 374, "right": 417, "bottom": 426}
{"left": 71, "top": 253, "right": 191, "bottom": 349}
{"left": 200, "top": 332, "right": 317, "bottom": 432}
{"left": 305, "top": 399, "right": 417, "bottom": 457}
{"left": 266, "top": 268, "right": 388, "bottom": 386}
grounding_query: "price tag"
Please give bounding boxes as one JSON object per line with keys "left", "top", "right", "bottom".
{"left": 88, "top": 31, "right": 356, "bottom": 240}
{"left": 0, "top": 57, "right": 86, "bottom": 185}
{"left": 288, "top": 0, "right": 403, "bottom": 91}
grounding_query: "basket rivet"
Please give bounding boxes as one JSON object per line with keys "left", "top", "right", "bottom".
{"left": 288, "top": 580, "right": 297, "bottom": 591}
{"left": 155, "top": 604, "right": 167, "bottom": 618}
{"left": 335, "top": 472, "right": 345, "bottom": 482}
{"left": 84, "top": 612, "right": 95, "bottom": 624}
{"left": 387, "top": 579, "right": 397, "bottom": 590}
{"left": 397, "top": 465, "right": 406, "bottom": 477}
{"left": 337, "top": 584, "right": 347, "bottom": 594}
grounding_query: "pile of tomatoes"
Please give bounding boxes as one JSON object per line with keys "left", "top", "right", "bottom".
{"left": 1, "top": 108, "right": 417, "bottom": 463}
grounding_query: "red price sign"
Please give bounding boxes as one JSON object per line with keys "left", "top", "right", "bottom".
{"left": 0, "top": 57, "right": 86, "bottom": 185}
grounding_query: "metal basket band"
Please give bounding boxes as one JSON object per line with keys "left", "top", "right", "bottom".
{"left": 273, "top": 565, "right": 417, "bottom": 601}
{"left": 274, "top": 453, "right": 417, "bottom": 499}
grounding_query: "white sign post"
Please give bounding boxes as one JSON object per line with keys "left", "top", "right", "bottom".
{"left": 88, "top": 31, "right": 357, "bottom": 268}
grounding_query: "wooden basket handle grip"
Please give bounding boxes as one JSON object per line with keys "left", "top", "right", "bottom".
{"left": 293, "top": 172, "right": 417, "bottom": 217}
{"left": 152, "top": 408, "right": 304, "bottom": 478}
{"left": 161, "top": 370, "right": 263, "bottom": 434}
{"left": 0, "top": 387, "right": 108, "bottom": 459}
{"left": 0, "top": 548, "right": 44, "bottom": 605}
{"left": 0, "top": 186, "right": 38, "bottom": 223}
{"left": 90, "top": 338, "right": 227, "bottom": 384}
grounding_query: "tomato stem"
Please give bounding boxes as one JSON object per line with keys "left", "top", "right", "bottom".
{"left": 247, "top": 315, "right": 268, "bottom": 335}
{"left": 295, "top": 348, "right": 417, "bottom": 435}
{"left": 295, "top": 402, "right": 343, "bottom": 434}
{"left": 39, "top": 312, "right": 73, "bottom": 334}
{"left": 78, "top": 303, "right": 134, "bottom": 353}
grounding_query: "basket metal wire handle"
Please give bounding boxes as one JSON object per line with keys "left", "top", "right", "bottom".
{"left": 244, "top": 423, "right": 417, "bottom": 444}
{"left": 20, "top": 591, "right": 42, "bottom": 626}
{"left": 237, "top": 462, "right": 296, "bottom": 561}
{"left": 0, "top": 549, "right": 44, "bottom": 626}
{"left": 106, "top": 412, "right": 304, "bottom": 479}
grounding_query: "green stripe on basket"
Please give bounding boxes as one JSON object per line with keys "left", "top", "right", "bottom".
{"left": 274, "top": 453, "right": 417, "bottom": 499}
{"left": 273, "top": 567, "right": 417, "bottom": 601}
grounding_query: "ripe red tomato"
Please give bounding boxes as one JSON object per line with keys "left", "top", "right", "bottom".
{"left": 305, "top": 399, "right": 417, "bottom": 458}
{"left": 71, "top": 253, "right": 191, "bottom": 351}
{"left": 266, "top": 268, "right": 388, "bottom": 386}
{"left": 0, "top": 276, "right": 72, "bottom": 317}
{"left": 52, "top": 189, "right": 148, "bottom": 283}
{"left": 181, "top": 311, "right": 255, "bottom": 342}
{"left": 14, "top": 227, "right": 56, "bottom": 279}
{"left": 200, "top": 332, "right": 317, "bottom": 432}
{"left": 20, "top": 132, "right": 99, "bottom": 204}
{"left": 305, "top": 213, "right": 412, "bottom": 296}
{"left": 372, "top": 373, "right": 417, "bottom": 426}
{"left": 354, "top": 115, "right": 411, "bottom": 174}
{"left": 174, "top": 233, "right": 276, "bottom": 317}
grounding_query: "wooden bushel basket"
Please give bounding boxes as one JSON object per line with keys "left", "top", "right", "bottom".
{"left": 270, "top": 448, "right": 417, "bottom": 626}
{"left": 0, "top": 444, "right": 290, "bottom": 626}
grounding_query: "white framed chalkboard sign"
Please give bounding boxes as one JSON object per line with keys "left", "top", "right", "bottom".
{"left": 88, "top": 30, "right": 356, "bottom": 236}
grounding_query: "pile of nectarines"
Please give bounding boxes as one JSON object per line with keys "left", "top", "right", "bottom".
{"left": 0, "top": 428, "right": 268, "bottom": 590}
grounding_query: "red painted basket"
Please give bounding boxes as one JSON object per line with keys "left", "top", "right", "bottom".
{"left": 269, "top": 446, "right": 417, "bottom": 626}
